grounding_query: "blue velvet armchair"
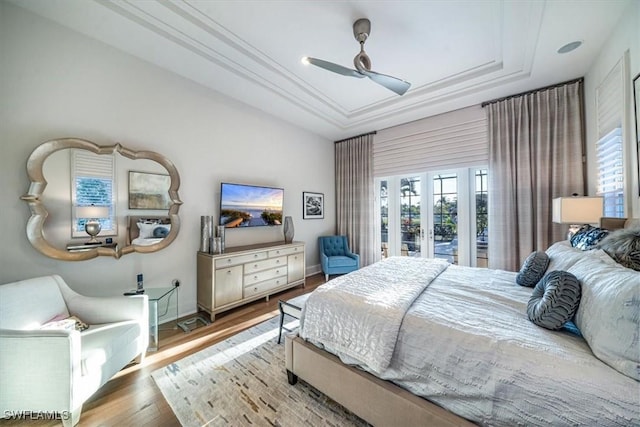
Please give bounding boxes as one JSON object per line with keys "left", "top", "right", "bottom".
{"left": 318, "top": 235, "right": 360, "bottom": 282}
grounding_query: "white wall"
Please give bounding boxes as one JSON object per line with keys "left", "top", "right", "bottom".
{"left": 584, "top": 0, "right": 640, "bottom": 218}
{"left": 0, "top": 3, "right": 336, "bottom": 321}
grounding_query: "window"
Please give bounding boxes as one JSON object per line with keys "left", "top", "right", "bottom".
{"left": 597, "top": 128, "right": 624, "bottom": 217}
{"left": 595, "top": 58, "right": 625, "bottom": 217}
{"left": 71, "top": 150, "right": 116, "bottom": 237}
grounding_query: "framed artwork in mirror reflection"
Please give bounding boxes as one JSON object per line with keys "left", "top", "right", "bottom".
{"left": 303, "top": 191, "right": 324, "bottom": 219}
{"left": 128, "top": 171, "right": 171, "bottom": 209}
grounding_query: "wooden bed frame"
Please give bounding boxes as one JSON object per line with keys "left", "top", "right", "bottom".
{"left": 285, "top": 218, "right": 632, "bottom": 427}
{"left": 285, "top": 335, "right": 474, "bottom": 426}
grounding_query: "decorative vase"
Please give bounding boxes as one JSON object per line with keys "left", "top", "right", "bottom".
{"left": 200, "top": 216, "right": 213, "bottom": 253}
{"left": 283, "top": 216, "right": 294, "bottom": 243}
{"left": 216, "top": 225, "right": 225, "bottom": 253}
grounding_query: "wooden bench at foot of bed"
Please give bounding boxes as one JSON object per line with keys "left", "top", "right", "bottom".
{"left": 285, "top": 335, "right": 475, "bottom": 427}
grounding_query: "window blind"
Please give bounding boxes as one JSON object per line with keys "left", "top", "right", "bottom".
{"left": 71, "top": 149, "right": 116, "bottom": 237}
{"left": 595, "top": 59, "right": 624, "bottom": 218}
{"left": 373, "top": 105, "right": 487, "bottom": 177}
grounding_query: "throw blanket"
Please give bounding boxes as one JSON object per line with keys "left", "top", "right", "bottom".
{"left": 300, "top": 257, "right": 449, "bottom": 374}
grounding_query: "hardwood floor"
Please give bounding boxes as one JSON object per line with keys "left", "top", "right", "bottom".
{"left": 1, "top": 274, "right": 325, "bottom": 427}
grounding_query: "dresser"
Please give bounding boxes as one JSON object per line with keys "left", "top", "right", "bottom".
{"left": 197, "top": 241, "right": 305, "bottom": 321}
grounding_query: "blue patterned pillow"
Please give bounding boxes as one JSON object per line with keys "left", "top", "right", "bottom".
{"left": 153, "top": 226, "right": 170, "bottom": 238}
{"left": 570, "top": 225, "right": 609, "bottom": 250}
{"left": 516, "top": 251, "right": 550, "bottom": 287}
{"left": 527, "top": 270, "right": 581, "bottom": 330}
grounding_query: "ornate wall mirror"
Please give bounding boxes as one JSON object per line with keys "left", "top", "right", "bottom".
{"left": 21, "top": 138, "right": 182, "bottom": 260}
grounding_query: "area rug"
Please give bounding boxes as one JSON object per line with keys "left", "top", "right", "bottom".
{"left": 152, "top": 316, "right": 369, "bottom": 426}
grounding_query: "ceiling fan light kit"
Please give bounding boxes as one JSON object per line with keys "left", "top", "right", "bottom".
{"left": 303, "top": 18, "right": 411, "bottom": 96}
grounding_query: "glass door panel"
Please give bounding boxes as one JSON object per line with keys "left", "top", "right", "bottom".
{"left": 380, "top": 180, "right": 389, "bottom": 258}
{"left": 432, "top": 173, "right": 458, "bottom": 264}
{"left": 475, "top": 169, "right": 489, "bottom": 267}
{"left": 400, "top": 176, "right": 421, "bottom": 257}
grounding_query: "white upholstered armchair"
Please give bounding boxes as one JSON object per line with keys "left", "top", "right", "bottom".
{"left": 0, "top": 275, "right": 149, "bottom": 426}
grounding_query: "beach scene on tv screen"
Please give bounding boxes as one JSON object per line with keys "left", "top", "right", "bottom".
{"left": 220, "top": 184, "right": 283, "bottom": 227}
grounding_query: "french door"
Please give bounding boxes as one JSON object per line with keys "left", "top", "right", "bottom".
{"left": 377, "top": 169, "right": 488, "bottom": 267}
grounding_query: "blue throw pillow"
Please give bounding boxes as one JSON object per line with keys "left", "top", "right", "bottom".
{"left": 516, "top": 251, "right": 550, "bottom": 287}
{"left": 570, "top": 225, "right": 609, "bottom": 250}
{"left": 153, "top": 226, "right": 170, "bottom": 238}
{"left": 527, "top": 271, "right": 581, "bottom": 330}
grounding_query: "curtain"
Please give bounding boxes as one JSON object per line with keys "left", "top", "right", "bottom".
{"left": 335, "top": 133, "right": 376, "bottom": 267}
{"left": 486, "top": 80, "right": 585, "bottom": 271}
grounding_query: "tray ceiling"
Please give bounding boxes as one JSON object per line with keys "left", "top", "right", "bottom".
{"left": 11, "top": 0, "right": 631, "bottom": 140}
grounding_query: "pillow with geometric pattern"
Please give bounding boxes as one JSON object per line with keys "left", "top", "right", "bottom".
{"left": 570, "top": 225, "right": 609, "bottom": 250}
{"left": 516, "top": 251, "right": 550, "bottom": 287}
{"left": 596, "top": 227, "right": 640, "bottom": 271}
{"left": 527, "top": 270, "right": 581, "bottom": 330}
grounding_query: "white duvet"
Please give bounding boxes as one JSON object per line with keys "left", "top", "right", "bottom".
{"left": 300, "top": 256, "right": 640, "bottom": 426}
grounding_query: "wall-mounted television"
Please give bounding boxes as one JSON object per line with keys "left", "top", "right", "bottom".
{"left": 219, "top": 182, "right": 284, "bottom": 228}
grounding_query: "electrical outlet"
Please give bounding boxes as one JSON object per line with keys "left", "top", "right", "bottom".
{"left": 172, "top": 278, "right": 180, "bottom": 287}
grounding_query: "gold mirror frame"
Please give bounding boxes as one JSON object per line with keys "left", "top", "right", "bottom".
{"left": 20, "top": 138, "right": 183, "bottom": 260}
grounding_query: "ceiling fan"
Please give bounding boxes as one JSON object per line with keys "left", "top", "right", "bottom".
{"left": 302, "top": 18, "right": 411, "bottom": 96}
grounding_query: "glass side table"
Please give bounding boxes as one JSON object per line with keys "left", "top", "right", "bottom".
{"left": 141, "top": 286, "right": 178, "bottom": 351}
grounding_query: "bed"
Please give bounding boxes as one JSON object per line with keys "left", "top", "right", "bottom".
{"left": 285, "top": 220, "right": 640, "bottom": 426}
{"left": 126, "top": 215, "right": 172, "bottom": 246}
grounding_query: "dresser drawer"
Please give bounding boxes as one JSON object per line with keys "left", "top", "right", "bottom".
{"left": 215, "top": 251, "right": 267, "bottom": 268}
{"left": 267, "top": 245, "right": 303, "bottom": 258}
{"left": 244, "top": 266, "right": 287, "bottom": 286}
{"left": 244, "top": 256, "right": 286, "bottom": 274}
{"left": 244, "top": 276, "right": 288, "bottom": 298}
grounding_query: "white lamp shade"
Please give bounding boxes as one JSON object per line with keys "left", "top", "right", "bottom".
{"left": 76, "top": 205, "right": 110, "bottom": 219}
{"left": 552, "top": 197, "right": 603, "bottom": 224}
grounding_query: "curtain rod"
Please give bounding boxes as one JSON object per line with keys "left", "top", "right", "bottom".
{"left": 481, "top": 77, "right": 584, "bottom": 107}
{"left": 334, "top": 130, "right": 377, "bottom": 144}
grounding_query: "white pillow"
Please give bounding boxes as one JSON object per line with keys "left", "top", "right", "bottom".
{"left": 137, "top": 221, "right": 171, "bottom": 239}
{"left": 545, "top": 240, "right": 616, "bottom": 271}
{"left": 137, "top": 221, "right": 157, "bottom": 239}
{"left": 568, "top": 256, "right": 640, "bottom": 380}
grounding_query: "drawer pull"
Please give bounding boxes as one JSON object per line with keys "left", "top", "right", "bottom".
{"left": 254, "top": 276, "right": 258, "bottom": 280}
{"left": 254, "top": 264, "right": 258, "bottom": 268}
{"left": 254, "top": 254, "right": 258, "bottom": 258}
{"left": 276, "top": 260, "right": 280, "bottom": 264}
{"left": 254, "top": 287, "right": 258, "bottom": 291}
{"left": 227, "top": 259, "right": 232, "bottom": 263}
{"left": 227, "top": 270, "right": 232, "bottom": 274}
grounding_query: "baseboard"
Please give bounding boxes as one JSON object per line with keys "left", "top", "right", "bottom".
{"left": 305, "top": 264, "right": 321, "bottom": 277}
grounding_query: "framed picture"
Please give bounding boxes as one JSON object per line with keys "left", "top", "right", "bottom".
{"left": 303, "top": 191, "right": 324, "bottom": 219}
{"left": 633, "top": 72, "right": 640, "bottom": 196}
{"left": 128, "top": 171, "right": 171, "bottom": 210}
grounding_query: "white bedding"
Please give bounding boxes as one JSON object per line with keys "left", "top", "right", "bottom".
{"left": 300, "top": 257, "right": 449, "bottom": 373}
{"left": 300, "top": 256, "right": 640, "bottom": 426}
{"left": 131, "top": 237, "right": 164, "bottom": 246}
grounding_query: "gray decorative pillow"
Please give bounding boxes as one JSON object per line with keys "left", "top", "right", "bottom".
{"left": 527, "top": 271, "right": 581, "bottom": 330}
{"left": 596, "top": 227, "right": 640, "bottom": 271}
{"left": 516, "top": 251, "right": 550, "bottom": 287}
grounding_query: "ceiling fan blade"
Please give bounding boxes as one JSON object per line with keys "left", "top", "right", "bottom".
{"left": 305, "top": 57, "right": 365, "bottom": 79}
{"left": 361, "top": 69, "right": 411, "bottom": 95}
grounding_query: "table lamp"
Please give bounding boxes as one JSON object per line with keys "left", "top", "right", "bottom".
{"left": 552, "top": 196, "right": 603, "bottom": 239}
{"left": 76, "top": 205, "right": 110, "bottom": 244}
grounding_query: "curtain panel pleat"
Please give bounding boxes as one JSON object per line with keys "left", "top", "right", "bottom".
{"left": 487, "top": 80, "right": 585, "bottom": 271}
{"left": 335, "top": 134, "right": 376, "bottom": 267}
